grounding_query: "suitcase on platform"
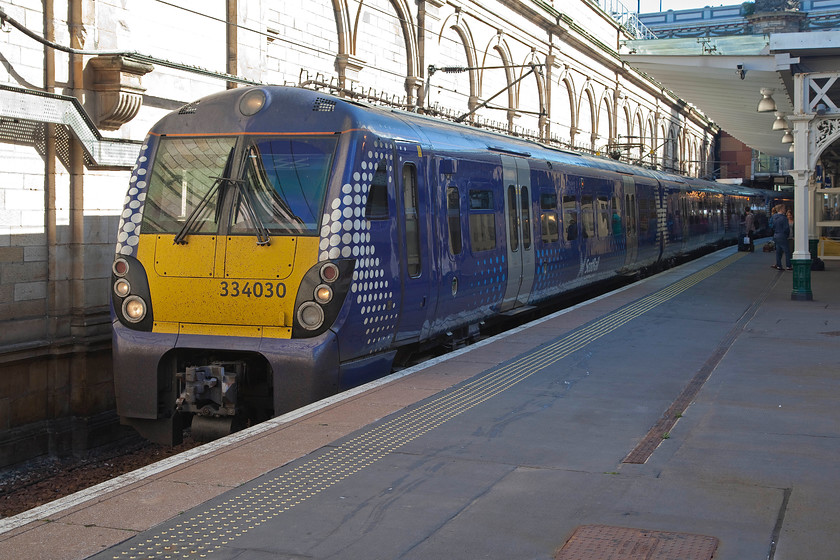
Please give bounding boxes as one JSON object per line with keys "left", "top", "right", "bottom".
{"left": 738, "top": 229, "right": 754, "bottom": 252}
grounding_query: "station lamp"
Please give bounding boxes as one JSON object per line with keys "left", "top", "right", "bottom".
{"left": 757, "top": 88, "right": 777, "bottom": 113}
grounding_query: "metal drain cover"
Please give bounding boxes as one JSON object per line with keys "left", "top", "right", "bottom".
{"left": 555, "top": 525, "right": 719, "bottom": 560}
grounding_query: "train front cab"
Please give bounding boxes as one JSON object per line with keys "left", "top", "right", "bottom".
{"left": 112, "top": 128, "right": 358, "bottom": 444}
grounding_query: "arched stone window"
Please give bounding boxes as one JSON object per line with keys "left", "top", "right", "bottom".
{"left": 634, "top": 111, "right": 645, "bottom": 164}
{"left": 577, "top": 86, "right": 596, "bottom": 151}
{"left": 483, "top": 40, "right": 515, "bottom": 131}
{"left": 596, "top": 92, "right": 613, "bottom": 154}
{"left": 513, "top": 53, "right": 545, "bottom": 139}
{"left": 432, "top": 16, "right": 477, "bottom": 117}
{"left": 550, "top": 73, "right": 576, "bottom": 146}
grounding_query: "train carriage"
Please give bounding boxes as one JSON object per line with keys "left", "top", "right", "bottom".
{"left": 111, "top": 86, "right": 784, "bottom": 444}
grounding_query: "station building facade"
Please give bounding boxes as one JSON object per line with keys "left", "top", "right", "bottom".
{"left": 0, "top": 0, "right": 717, "bottom": 465}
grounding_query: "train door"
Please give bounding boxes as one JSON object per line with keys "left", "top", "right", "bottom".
{"left": 500, "top": 155, "right": 535, "bottom": 311}
{"left": 623, "top": 175, "right": 638, "bottom": 267}
{"left": 393, "top": 141, "right": 434, "bottom": 343}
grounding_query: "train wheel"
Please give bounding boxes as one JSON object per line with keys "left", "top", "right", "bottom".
{"left": 191, "top": 415, "right": 234, "bottom": 442}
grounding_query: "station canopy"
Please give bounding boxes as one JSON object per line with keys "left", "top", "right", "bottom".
{"left": 622, "top": 31, "right": 840, "bottom": 157}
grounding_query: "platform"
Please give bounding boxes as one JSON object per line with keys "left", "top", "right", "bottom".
{"left": 1, "top": 245, "right": 838, "bottom": 560}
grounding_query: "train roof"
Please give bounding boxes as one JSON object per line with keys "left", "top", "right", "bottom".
{"left": 155, "top": 85, "right": 782, "bottom": 198}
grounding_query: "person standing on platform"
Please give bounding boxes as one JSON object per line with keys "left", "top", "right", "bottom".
{"left": 787, "top": 209, "right": 794, "bottom": 255}
{"left": 771, "top": 204, "right": 792, "bottom": 270}
{"left": 745, "top": 208, "right": 755, "bottom": 241}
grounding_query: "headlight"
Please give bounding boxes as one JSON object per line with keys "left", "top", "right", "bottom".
{"left": 296, "top": 302, "right": 324, "bottom": 331}
{"left": 122, "top": 296, "right": 147, "bottom": 323}
{"left": 114, "top": 279, "right": 131, "bottom": 297}
{"left": 314, "top": 284, "right": 333, "bottom": 304}
{"left": 292, "top": 259, "right": 355, "bottom": 338}
{"left": 239, "top": 89, "right": 266, "bottom": 116}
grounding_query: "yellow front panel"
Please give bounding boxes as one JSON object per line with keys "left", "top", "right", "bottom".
{"left": 223, "top": 236, "right": 297, "bottom": 280}
{"left": 153, "top": 235, "right": 217, "bottom": 278}
{"left": 137, "top": 235, "right": 320, "bottom": 338}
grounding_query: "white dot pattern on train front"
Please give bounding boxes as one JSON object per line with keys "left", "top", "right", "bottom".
{"left": 115, "top": 139, "right": 152, "bottom": 257}
{"left": 319, "top": 139, "right": 398, "bottom": 351}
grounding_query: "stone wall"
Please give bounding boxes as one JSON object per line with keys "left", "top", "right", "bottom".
{"left": 0, "top": 0, "right": 717, "bottom": 467}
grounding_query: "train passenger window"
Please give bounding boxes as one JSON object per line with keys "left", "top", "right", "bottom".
{"left": 611, "top": 196, "right": 622, "bottom": 236}
{"left": 447, "top": 187, "right": 463, "bottom": 255}
{"left": 562, "top": 195, "right": 578, "bottom": 241}
{"left": 580, "top": 195, "right": 595, "bottom": 238}
{"left": 540, "top": 192, "right": 557, "bottom": 210}
{"left": 508, "top": 185, "right": 519, "bottom": 252}
{"left": 521, "top": 187, "right": 532, "bottom": 250}
{"left": 469, "top": 189, "right": 496, "bottom": 252}
{"left": 638, "top": 193, "right": 655, "bottom": 237}
{"left": 365, "top": 161, "right": 389, "bottom": 220}
{"left": 469, "top": 189, "right": 494, "bottom": 210}
{"left": 402, "top": 164, "right": 421, "bottom": 277}
{"left": 596, "top": 195, "right": 610, "bottom": 237}
{"left": 540, "top": 192, "right": 559, "bottom": 243}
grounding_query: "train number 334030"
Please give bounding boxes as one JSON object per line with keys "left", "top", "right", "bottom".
{"left": 219, "top": 281, "right": 286, "bottom": 298}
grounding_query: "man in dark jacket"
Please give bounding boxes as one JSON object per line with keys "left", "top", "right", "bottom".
{"left": 771, "top": 205, "right": 791, "bottom": 270}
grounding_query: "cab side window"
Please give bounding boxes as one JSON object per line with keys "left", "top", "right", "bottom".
{"left": 365, "top": 161, "right": 389, "bottom": 219}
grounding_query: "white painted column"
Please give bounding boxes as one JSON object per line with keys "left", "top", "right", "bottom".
{"left": 789, "top": 74, "right": 813, "bottom": 261}
{"left": 788, "top": 74, "right": 813, "bottom": 300}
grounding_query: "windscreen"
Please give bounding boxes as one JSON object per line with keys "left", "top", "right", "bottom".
{"left": 231, "top": 136, "right": 337, "bottom": 235}
{"left": 141, "top": 137, "right": 236, "bottom": 234}
{"left": 140, "top": 135, "right": 337, "bottom": 237}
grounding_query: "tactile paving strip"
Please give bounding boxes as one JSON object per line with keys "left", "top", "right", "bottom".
{"left": 555, "top": 525, "right": 719, "bottom": 560}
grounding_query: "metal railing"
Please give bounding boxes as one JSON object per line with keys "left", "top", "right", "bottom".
{"left": 596, "top": 0, "right": 657, "bottom": 39}
{"left": 0, "top": 85, "right": 141, "bottom": 168}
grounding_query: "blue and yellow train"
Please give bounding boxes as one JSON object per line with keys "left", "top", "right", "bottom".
{"left": 111, "top": 86, "right": 785, "bottom": 444}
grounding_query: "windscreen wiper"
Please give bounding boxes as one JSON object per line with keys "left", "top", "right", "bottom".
{"left": 233, "top": 179, "right": 272, "bottom": 246}
{"left": 173, "top": 177, "right": 222, "bottom": 245}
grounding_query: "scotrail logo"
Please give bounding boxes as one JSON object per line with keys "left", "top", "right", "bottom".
{"left": 579, "top": 256, "right": 600, "bottom": 275}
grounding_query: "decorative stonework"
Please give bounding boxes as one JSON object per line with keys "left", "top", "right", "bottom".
{"left": 335, "top": 54, "right": 366, "bottom": 85}
{"left": 749, "top": 13, "right": 806, "bottom": 33}
{"left": 747, "top": 1, "right": 806, "bottom": 34}
{"left": 755, "top": 0, "right": 799, "bottom": 11}
{"left": 88, "top": 55, "right": 154, "bottom": 131}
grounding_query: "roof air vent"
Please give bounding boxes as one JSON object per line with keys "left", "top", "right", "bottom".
{"left": 313, "top": 98, "right": 336, "bottom": 112}
{"left": 178, "top": 100, "right": 200, "bottom": 115}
